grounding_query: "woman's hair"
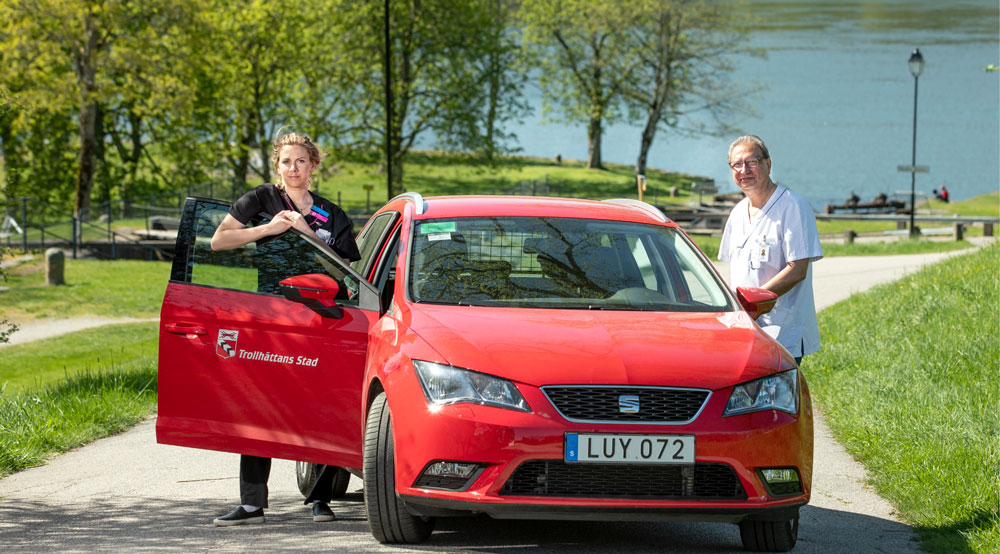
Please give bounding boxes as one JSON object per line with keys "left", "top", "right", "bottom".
{"left": 270, "top": 130, "right": 324, "bottom": 171}
{"left": 728, "top": 134, "right": 770, "bottom": 162}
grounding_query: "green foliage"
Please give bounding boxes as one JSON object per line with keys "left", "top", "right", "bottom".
{"left": 0, "top": 363, "right": 158, "bottom": 476}
{"left": 519, "top": 0, "right": 760, "bottom": 171}
{"left": 1, "top": 0, "right": 532, "bottom": 209}
{"left": 623, "top": 0, "right": 763, "bottom": 174}
{"left": 519, "top": 0, "right": 636, "bottom": 168}
{"left": 328, "top": 0, "right": 530, "bottom": 195}
{"left": 0, "top": 0, "right": 206, "bottom": 214}
{"left": 809, "top": 242, "right": 1000, "bottom": 553}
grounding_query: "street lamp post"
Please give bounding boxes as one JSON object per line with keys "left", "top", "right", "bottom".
{"left": 907, "top": 48, "right": 924, "bottom": 237}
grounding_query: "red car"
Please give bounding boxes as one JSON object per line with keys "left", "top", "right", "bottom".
{"left": 157, "top": 194, "right": 812, "bottom": 552}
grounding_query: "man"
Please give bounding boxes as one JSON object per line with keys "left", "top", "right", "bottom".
{"left": 718, "top": 135, "right": 823, "bottom": 364}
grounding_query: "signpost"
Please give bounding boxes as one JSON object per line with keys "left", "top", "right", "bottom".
{"left": 897, "top": 165, "right": 930, "bottom": 224}
{"left": 363, "top": 184, "right": 374, "bottom": 212}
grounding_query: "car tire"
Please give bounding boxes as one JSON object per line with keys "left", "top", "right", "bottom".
{"left": 739, "top": 516, "right": 798, "bottom": 552}
{"left": 295, "top": 462, "right": 351, "bottom": 498}
{"left": 363, "top": 392, "right": 435, "bottom": 543}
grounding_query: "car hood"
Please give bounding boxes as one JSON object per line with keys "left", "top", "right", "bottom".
{"left": 402, "top": 305, "right": 786, "bottom": 390}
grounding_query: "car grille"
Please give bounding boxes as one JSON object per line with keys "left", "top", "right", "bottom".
{"left": 542, "top": 386, "right": 710, "bottom": 423}
{"left": 500, "top": 461, "right": 746, "bottom": 500}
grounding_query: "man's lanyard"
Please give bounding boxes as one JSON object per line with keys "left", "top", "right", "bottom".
{"left": 737, "top": 187, "right": 786, "bottom": 251}
{"left": 738, "top": 187, "right": 786, "bottom": 270}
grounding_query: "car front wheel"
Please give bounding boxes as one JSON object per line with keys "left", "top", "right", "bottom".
{"left": 363, "top": 392, "right": 435, "bottom": 543}
{"left": 739, "top": 516, "right": 798, "bottom": 552}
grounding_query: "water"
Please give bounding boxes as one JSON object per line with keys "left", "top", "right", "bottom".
{"left": 503, "top": 0, "right": 999, "bottom": 210}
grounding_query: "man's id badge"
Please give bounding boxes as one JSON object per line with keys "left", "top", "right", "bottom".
{"left": 750, "top": 240, "right": 769, "bottom": 270}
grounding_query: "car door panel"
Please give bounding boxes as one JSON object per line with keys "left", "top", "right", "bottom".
{"left": 156, "top": 197, "right": 380, "bottom": 470}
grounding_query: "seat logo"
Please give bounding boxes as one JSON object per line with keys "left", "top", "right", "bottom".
{"left": 217, "top": 329, "right": 238, "bottom": 359}
{"left": 618, "top": 394, "right": 640, "bottom": 413}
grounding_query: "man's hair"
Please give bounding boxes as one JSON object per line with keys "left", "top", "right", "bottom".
{"left": 728, "top": 135, "right": 770, "bottom": 162}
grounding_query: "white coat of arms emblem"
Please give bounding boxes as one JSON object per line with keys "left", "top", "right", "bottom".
{"left": 216, "top": 329, "right": 238, "bottom": 359}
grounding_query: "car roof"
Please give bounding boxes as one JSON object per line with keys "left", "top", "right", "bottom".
{"left": 385, "top": 195, "right": 678, "bottom": 227}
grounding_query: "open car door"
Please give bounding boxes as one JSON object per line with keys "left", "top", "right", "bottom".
{"left": 156, "top": 197, "right": 381, "bottom": 471}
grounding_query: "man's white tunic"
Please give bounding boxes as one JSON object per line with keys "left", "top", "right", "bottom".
{"left": 719, "top": 186, "right": 823, "bottom": 357}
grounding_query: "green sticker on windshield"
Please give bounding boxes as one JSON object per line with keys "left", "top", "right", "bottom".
{"left": 420, "top": 221, "right": 457, "bottom": 234}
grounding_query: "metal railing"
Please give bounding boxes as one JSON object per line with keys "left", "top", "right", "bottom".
{"left": 1, "top": 181, "right": 239, "bottom": 260}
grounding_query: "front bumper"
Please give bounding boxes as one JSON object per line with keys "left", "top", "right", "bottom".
{"left": 388, "top": 375, "right": 813, "bottom": 521}
{"left": 401, "top": 494, "right": 806, "bottom": 523}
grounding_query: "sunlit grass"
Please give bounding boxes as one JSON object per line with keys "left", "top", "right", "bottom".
{"left": 686, "top": 234, "right": 979, "bottom": 260}
{"left": 808, "top": 242, "right": 1000, "bottom": 554}
{"left": 0, "top": 363, "right": 158, "bottom": 476}
{"left": 0, "top": 258, "right": 169, "bottom": 323}
{"left": 313, "top": 153, "right": 706, "bottom": 213}
{"left": 0, "top": 322, "right": 158, "bottom": 393}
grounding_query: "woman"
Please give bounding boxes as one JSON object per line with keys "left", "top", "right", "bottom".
{"left": 210, "top": 131, "right": 360, "bottom": 527}
{"left": 210, "top": 133, "right": 359, "bottom": 262}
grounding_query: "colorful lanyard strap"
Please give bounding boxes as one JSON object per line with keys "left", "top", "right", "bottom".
{"left": 279, "top": 189, "right": 329, "bottom": 228}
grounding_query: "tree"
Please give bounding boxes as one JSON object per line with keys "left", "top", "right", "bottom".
{"left": 0, "top": 0, "right": 117, "bottom": 224}
{"left": 334, "top": 0, "right": 528, "bottom": 198}
{"left": 519, "top": 0, "right": 638, "bottom": 169}
{"left": 0, "top": 0, "right": 196, "bottom": 221}
{"left": 625, "top": 0, "right": 762, "bottom": 178}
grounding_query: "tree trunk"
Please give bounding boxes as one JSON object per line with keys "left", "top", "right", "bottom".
{"left": 124, "top": 109, "right": 143, "bottom": 217}
{"left": 587, "top": 115, "right": 603, "bottom": 169}
{"left": 0, "top": 113, "right": 20, "bottom": 201}
{"left": 636, "top": 111, "right": 660, "bottom": 178}
{"left": 234, "top": 113, "right": 254, "bottom": 190}
{"left": 75, "top": 100, "right": 98, "bottom": 220}
{"left": 74, "top": 12, "right": 101, "bottom": 236}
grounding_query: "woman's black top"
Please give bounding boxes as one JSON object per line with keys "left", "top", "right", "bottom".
{"left": 229, "top": 183, "right": 361, "bottom": 262}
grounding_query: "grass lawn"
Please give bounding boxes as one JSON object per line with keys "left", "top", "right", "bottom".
{"left": 0, "top": 258, "right": 170, "bottom": 323}
{"left": 686, "top": 234, "right": 977, "bottom": 260}
{"left": 808, "top": 241, "right": 999, "bottom": 554}
{"left": 0, "top": 362, "right": 158, "bottom": 476}
{"left": 318, "top": 153, "right": 705, "bottom": 213}
{"left": 0, "top": 322, "right": 158, "bottom": 393}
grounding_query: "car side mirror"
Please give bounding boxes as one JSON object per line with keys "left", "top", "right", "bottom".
{"left": 280, "top": 274, "right": 344, "bottom": 319}
{"left": 736, "top": 287, "right": 777, "bottom": 320}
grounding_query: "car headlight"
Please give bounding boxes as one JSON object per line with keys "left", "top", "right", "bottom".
{"left": 413, "top": 360, "right": 530, "bottom": 412}
{"left": 723, "top": 369, "right": 798, "bottom": 416}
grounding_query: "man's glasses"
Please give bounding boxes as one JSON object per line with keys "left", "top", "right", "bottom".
{"left": 729, "top": 158, "right": 763, "bottom": 171}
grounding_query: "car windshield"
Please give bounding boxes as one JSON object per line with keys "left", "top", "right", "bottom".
{"left": 408, "top": 216, "right": 735, "bottom": 312}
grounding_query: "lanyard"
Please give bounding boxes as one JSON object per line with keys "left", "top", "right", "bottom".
{"left": 279, "top": 188, "right": 323, "bottom": 229}
{"left": 737, "top": 187, "right": 786, "bottom": 250}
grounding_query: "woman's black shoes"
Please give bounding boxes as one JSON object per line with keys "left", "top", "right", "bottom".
{"left": 213, "top": 506, "right": 265, "bottom": 526}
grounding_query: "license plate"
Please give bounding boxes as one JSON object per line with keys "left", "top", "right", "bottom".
{"left": 564, "top": 433, "right": 695, "bottom": 464}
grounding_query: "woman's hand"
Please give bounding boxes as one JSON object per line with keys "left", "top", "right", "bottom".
{"left": 265, "top": 210, "right": 298, "bottom": 235}
{"left": 279, "top": 209, "right": 314, "bottom": 235}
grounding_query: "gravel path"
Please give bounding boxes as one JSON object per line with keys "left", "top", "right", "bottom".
{"left": 0, "top": 316, "right": 159, "bottom": 348}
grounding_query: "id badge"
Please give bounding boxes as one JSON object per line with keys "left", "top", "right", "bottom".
{"left": 750, "top": 244, "right": 769, "bottom": 269}
{"left": 316, "top": 228, "right": 334, "bottom": 246}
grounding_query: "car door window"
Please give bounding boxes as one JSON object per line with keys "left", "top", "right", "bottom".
{"left": 351, "top": 211, "right": 399, "bottom": 280}
{"left": 175, "top": 198, "right": 361, "bottom": 307}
